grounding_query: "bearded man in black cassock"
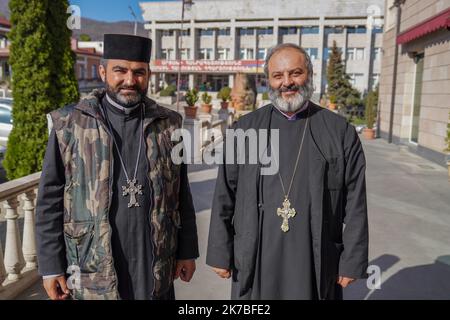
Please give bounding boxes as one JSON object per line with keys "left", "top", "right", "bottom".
{"left": 206, "top": 43, "right": 369, "bottom": 300}
{"left": 35, "top": 34, "right": 199, "bottom": 300}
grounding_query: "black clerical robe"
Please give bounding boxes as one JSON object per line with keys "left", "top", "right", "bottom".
{"left": 207, "top": 102, "right": 368, "bottom": 300}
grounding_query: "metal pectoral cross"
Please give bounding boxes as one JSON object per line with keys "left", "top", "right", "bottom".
{"left": 122, "top": 178, "right": 143, "bottom": 208}
{"left": 277, "top": 197, "right": 297, "bottom": 232}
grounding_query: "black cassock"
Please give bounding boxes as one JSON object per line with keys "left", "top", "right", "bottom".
{"left": 231, "top": 107, "right": 318, "bottom": 300}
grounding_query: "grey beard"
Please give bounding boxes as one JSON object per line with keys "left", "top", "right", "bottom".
{"left": 268, "top": 83, "right": 313, "bottom": 113}
{"left": 106, "top": 84, "right": 147, "bottom": 107}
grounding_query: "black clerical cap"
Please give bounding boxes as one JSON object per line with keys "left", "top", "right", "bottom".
{"left": 103, "top": 34, "right": 152, "bottom": 63}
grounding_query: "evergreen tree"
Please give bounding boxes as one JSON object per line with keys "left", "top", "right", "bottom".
{"left": 326, "top": 40, "right": 361, "bottom": 110}
{"left": 4, "top": 0, "right": 79, "bottom": 180}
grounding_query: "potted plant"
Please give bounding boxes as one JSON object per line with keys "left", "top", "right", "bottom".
{"left": 217, "top": 86, "right": 231, "bottom": 109}
{"left": 328, "top": 94, "right": 337, "bottom": 110}
{"left": 363, "top": 89, "right": 377, "bottom": 140}
{"left": 184, "top": 88, "right": 199, "bottom": 118}
{"left": 201, "top": 91, "right": 212, "bottom": 113}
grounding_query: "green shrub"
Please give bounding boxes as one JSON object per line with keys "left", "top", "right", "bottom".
{"left": 201, "top": 91, "right": 212, "bottom": 104}
{"left": 185, "top": 88, "right": 199, "bottom": 107}
{"left": 217, "top": 86, "right": 231, "bottom": 102}
{"left": 262, "top": 92, "right": 269, "bottom": 100}
{"left": 159, "top": 84, "right": 177, "bottom": 97}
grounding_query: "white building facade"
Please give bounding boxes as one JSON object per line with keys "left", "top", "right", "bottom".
{"left": 140, "top": 0, "right": 385, "bottom": 101}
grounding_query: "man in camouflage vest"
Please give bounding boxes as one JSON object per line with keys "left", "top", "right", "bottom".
{"left": 35, "top": 34, "right": 199, "bottom": 300}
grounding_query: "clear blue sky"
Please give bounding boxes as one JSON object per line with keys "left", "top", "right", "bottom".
{"left": 69, "top": 0, "right": 179, "bottom": 22}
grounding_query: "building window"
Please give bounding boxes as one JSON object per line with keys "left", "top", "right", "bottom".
{"left": 162, "top": 30, "right": 174, "bottom": 37}
{"left": 200, "top": 29, "right": 214, "bottom": 36}
{"left": 257, "top": 48, "right": 267, "bottom": 60}
{"left": 218, "top": 48, "right": 230, "bottom": 60}
{"left": 161, "top": 48, "right": 174, "bottom": 60}
{"left": 304, "top": 48, "right": 318, "bottom": 60}
{"left": 218, "top": 28, "right": 230, "bottom": 36}
{"left": 239, "top": 28, "right": 255, "bottom": 36}
{"left": 346, "top": 48, "right": 365, "bottom": 60}
{"left": 200, "top": 48, "right": 213, "bottom": 60}
{"left": 280, "top": 27, "right": 298, "bottom": 35}
{"left": 372, "top": 27, "right": 383, "bottom": 34}
{"left": 79, "top": 65, "right": 85, "bottom": 80}
{"left": 180, "top": 48, "right": 190, "bottom": 60}
{"left": 348, "top": 73, "right": 364, "bottom": 87}
{"left": 180, "top": 29, "right": 190, "bottom": 36}
{"left": 324, "top": 27, "right": 344, "bottom": 34}
{"left": 373, "top": 47, "right": 382, "bottom": 60}
{"left": 324, "top": 47, "right": 342, "bottom": 60}
{"left": 371, "top": 74, "right": 379, "bottom": 89}
{"left": 347, "top": 26, "right": 366, "bottom": 34}
{"left": 239, "top": 48, "right": 254, "bottom": 60}
{"left": 91, "top": 64, "right": 97, "bottom": 79}
{"left": 300, "top": 26, "right": 319, "bottom": 34}
{"left": 257, "top": 27, "right": 273, "bottom": 35}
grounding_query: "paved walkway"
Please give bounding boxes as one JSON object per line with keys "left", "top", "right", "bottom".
{"left": 11, "top": 137, "right": 450, "bottom": 299}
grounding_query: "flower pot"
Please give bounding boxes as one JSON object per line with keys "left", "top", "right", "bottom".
{"left": 220, "top": 101, "right": 229, "bottom": 109}
{"left": 328, "top": 103, "right": 336, "bottom": 110}
{"left": 201, "top": 104, "right": 212, "bottom": 113}
{"left": 363, "top": 128, "right": 375, "bottom": 140}
{"left": 184, "top": 106, "right": 198, "bottom": 118}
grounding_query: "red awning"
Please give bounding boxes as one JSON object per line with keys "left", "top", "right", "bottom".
{"left": 397, "top": 7, "right": 450, "bottom": 45}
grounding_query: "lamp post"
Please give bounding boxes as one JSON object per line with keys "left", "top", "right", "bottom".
{"left": 129, "top": 6, "right": 138, "bottom": 36}
{"left": 387, "top": 0, "right": 405, "bottom": 143}
{"left": 176, "top": 0, "right": 194, "bottom": 113}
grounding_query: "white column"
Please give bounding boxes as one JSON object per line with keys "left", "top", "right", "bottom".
{"left": 190, "top": 20, "right": 197, "bottom": 60}
{"left": 174, "top": 29, "right": 180, "bottom": 60}
{"left": 22, "top": 191, "right": 37, "bottom": 271}
{"left": 230, "top": 19, "right": 237, "bottom": 60}
{"left": 189, "top": 74, "right": 195, "bottom": 89}
{"left": 273, "top": 18, "right": 280, "bottom": 45}
{"left": 228, "top": 74, "right": 234, "bottom": 88}
{"left": 4, "top": 197, "right": 25, "bottom": 281}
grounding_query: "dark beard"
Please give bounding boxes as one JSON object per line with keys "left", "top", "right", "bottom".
{"left": 105, "top": 83, "right": 147, "bottom": 107}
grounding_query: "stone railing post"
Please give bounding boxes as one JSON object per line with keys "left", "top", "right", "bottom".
{"left": 0, "top": 239, "right": 6, "bottom": 291}
{"left": 3, "top": 197, "right": 25, "bottom": 281}
{"left": 22, "top": 191, "right": 37, "bottom": 271}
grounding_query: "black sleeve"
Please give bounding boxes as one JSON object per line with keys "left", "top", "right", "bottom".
{"left": 35, "top": 129, "right": 67, "bottom": 276}
{"left": 176, "top": 163, "right": 199, "bottom": 260}
{"left": 338, "top": 124, "right": 369, "bottom": 279}
{"left": 206, "top": 128, "right": 238, "bottom": 269}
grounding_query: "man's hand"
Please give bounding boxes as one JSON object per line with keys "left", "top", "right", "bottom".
{"left": 212, "top": 267, "right": 231, "bottom": 279}
{"left": 43, "top": 275, "right": 70, "bottom": 300}
{"left": 175, "top": 259, "right": 196, "bottom": 282}
{"left": 337, "top": 276, "right": 355, "bottom": 288}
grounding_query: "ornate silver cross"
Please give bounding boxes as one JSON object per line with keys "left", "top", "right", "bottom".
{"left": 277, "top": 197, "right": 297, "bottom": 232}
{"left": 122, "top": 178, "right": 143, "bottom": 208}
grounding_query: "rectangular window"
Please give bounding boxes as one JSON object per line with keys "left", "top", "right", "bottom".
{"left": 200, "top": 48, "right": 213, "bottom": 60}
{"left": 355, "top": 48, "right": 365, "bottom": 60}
{"left": 347, "top": 26, "right": 367, "bottom": 34}
{"left": 200, "top": 29, "right": 214, "bottom": 36}
{"left": 91, "top": 64, "right": 97, "bottom": 79}
{"left": 218, "top": 28, "right": 230, "bottom": 36}
{"left": 373, "top": 47, "right": 382, "bottom": 60}
{"left": 180, "top": 48, "right": 190, "bottom": 60}
{"left": 218, "top": 48, "right": 230, "bottom": 60}
{"left": 325, "top": 27, "right": 344, "bottom": 34}
{"left": 257, "top": 48, "right": 267, "bottom": 60}
{"left": 239, "top": 48, "right": 254, "bottom": 60}
{"left": 304, "top": 48, "right": 318, "bottom": 60}
{"left": 257, "top": 27, "right": 273, "bottom": 35}
{"left": 301, "top": 26, "right": 319, "bottom": 34}
{"left": 239, "top": 28, "right": 255, "bottom": 36}
{"left": 162, "top": 30, "right": 174, "bottom": 37}
{"left": 280, "top": 27, "right": 298, "bottom": 35}
{"left": 180, "top": 29, "right": 190, "bottom": 36}
{"left": 346, "top": 48, "right": 365, "bottom": 60}
{"left": 324, "top": 47, "right": 342, "bottom": 60}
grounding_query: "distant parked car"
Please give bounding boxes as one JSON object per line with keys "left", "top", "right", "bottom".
{"left": 0, "top": 98, "right": 13, "bottom": 145}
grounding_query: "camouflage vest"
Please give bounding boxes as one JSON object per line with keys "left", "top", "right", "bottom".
{"left": 50, "top": 89, "right": 182, "bottom": 299}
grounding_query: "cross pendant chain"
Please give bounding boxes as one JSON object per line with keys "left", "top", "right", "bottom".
{"left": 122, "top": 178, "right": 143, "bottom": 208}
{"left": 277, "top": 197, "right": 297, "bottom": 233}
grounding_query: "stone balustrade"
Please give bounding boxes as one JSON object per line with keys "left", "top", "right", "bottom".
{"left": 0, "top": 172, "right": 41, "bottom": 300}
